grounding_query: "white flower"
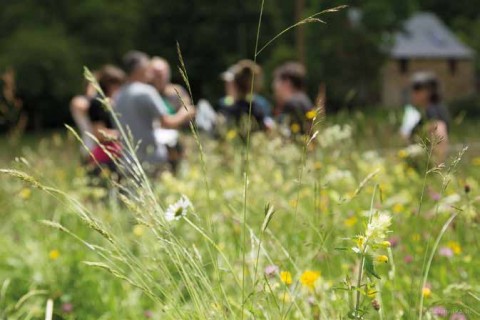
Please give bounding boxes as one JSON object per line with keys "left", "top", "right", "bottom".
{"left": 365, "top": 213, "right": 392, "bottom": 242}
{"left": 165, "top": 195, "right": 192, "bottom": 222}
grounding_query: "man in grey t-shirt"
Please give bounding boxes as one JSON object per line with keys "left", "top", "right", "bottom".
{"left": 115, "top": 51, "right": 194, "bottom": 167}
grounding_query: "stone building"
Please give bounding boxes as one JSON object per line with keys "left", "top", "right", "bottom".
{"left": 381, "top": 12, "right": 475, "bottom": 107}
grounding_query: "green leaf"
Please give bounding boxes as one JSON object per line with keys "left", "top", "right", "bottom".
{"left": 364, "top": 254, "right": 381, "bottom": 279}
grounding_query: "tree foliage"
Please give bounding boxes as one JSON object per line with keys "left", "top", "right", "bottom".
{"left": 0, "top": 0, "right": 476, "bottom": 128}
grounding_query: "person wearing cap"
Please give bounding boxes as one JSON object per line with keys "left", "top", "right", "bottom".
{"left": 218, "top": 60, "right": 274, "bottom": 139}
{"left": 400, "top": 71, "right": 450, "bottom": 163}
{"left": 115, "top": 51, "right": 195, "bottom": 173}
{"left": 272, "top": 62, "right": 314, "bottom": 137}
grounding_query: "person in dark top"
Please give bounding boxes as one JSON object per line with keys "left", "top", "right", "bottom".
{"left": 87, "top": 65, "right": 125, "bottom": 172}
{"left": 400, "top": 71, "right": 450, "bottom": 163}
{"left": 272, "top": 62, "right": 314, "bottom": 136}
{"left": 218, "top": 60, "right": 274, "bottom": 139}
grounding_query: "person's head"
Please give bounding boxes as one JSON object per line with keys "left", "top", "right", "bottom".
{"left": 122, "top": 50, "right": 151, "bottom": 83}
{"left": 273, "top": 62, "right": 306, "bottom": 104}
{"left": 150, "top": 57, "right": 171, "bottom": 93}
{"left": 97, "top": 65, "right": 125, "bottom": 97}
{"left": 410, "top": 71, "right": 440, "bottom": 108}
{"left": 221, "top": 60, "right": 262, "bottom": 99}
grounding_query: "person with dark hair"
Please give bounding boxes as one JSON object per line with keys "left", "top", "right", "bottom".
{"left": 218, "top": 60, "right": 274, "bottom": 138}
{"left": 115, "top": 51, "right": 195, "bottom": 172}
{"left": 400, "top": 71, "right": 450, "bottom": 162}
{"left": 272, "top": 62, "right": 314, "bottom": 136}
{"left": 87, "top": 65, "right": 125, "bottom": 174}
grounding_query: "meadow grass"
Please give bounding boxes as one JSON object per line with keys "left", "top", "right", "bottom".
{"left": 0, "top": 110, "right": 479, "bottom": 319}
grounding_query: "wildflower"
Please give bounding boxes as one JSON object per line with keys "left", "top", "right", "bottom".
{"left": 430, "top": 306, "right": 448, "bottom": 317}
{"left": 398, "top": 150, "right": 408, "bottom": 159}
{"left": 464, "top": 184, "right": 471, "bottom": 194}
{"left": 290, "top": 123, "right": 301, "bottom": 134}
{"left": 450, "top": 312, "right": 467, "bottom": 320}
{"left": 438, "top": 247, "right": 454, "bottom": 258}
{"left": 305, "top": 110, "right": 317, "bottom": 120}
{"left": 49, "top": 249, "right": 60, "bottom": 260}
{"left": 472, "top": 157, "right": 480, "bottom": 166}
{"left": 378, "top": 241, "right": 391, "bottom": 248}
{"left": 344, "top": 216, "right": 358, "bottom": 227}
{"left": 392, "top": 203, "right": 404, "bottom": 214}
{"left": 404, "top": 255, "right": 413, "bottom": 264}
{"left": 388, "top": 236, "right": 400, "bottom": 248}
{"left": 19, "top": 188, "right": 31, "bottom": 200}
{"left": 366, "top": 288, "right": 377, "bottom": 298}
{"left": 133, "top": 224, "right": 145, "bottom": 237}
{"left": 372, "top": 299, "right": 380, "bottom": 311}
{"left": 265, "top": 265, "right": 279, "bottom": 277}
{"left": 280, "top": 271, "right": 292, "bottom": 285}
{"left": 226, "top": 129, "right": 237, "bottom": 140}
{"left": 411, "top": 233, "right": 421, "bottom": 242}
{"left": 300, "top": 270, "right": 321, "bottom": 289}
{"left": 375, "top": 255, "right": 388, "bottom": 263}
{"left": 447, "top": 241, "right": 462, "bottom": 255}
{"left": 422, "top": 287, "right": 431, "bottom": 298}
{"left": 62, "top": 303, "right": 73, "bottom": 314}
{"left": 365, "top": 213, "right": 391, "bottom": 243}
{"left": 144, "top": 310, "right": 153, "bottom": 318}
{"left": 355, "top": 236, "right": 365, "bottom": 251}
{"left": 165, "top": 196, "right": 192, "bottom": 222}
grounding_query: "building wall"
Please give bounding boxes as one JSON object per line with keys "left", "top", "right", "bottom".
{"left": 381, "top": 58, "right": 475, "bottom": 107}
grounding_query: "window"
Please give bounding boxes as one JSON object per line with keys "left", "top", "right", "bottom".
{"left": 448, "top": 59, "right": 457, "bottom": 75}
{"left": 398, "top": 59, "right": 409, "bottom": 74}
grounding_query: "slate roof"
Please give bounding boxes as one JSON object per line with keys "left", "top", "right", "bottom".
{"left": 390, "top": 12, "right": 474, "bottom": 59}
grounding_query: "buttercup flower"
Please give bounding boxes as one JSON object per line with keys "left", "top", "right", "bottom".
{"left": 49, "top": 249, "right": 60, "bottom": 260}
{"left": 446, "top": 241, "right": 462, "bottom": 255}
{"left": 280, "top": 271, "right": 292, "bottom": 285}
{"left": 422, "top": 287, "right": 431, "bottom": 298}
{"left": 165, "top": 195, "right": 192, "bottom": 222}
{"left": 300, "top": 270, "right": 321, "bottom": 289}
{"left": 375, "top": 255, "right": 388, "bottom": 263}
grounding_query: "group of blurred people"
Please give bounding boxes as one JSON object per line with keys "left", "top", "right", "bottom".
{"left": 70, "top": 51, "right": 318, "bottom": 179}
{"left": 70, "top": 49, "right": 451, "bottom": 183}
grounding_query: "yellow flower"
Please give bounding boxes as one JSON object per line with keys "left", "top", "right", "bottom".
{"left": 375, "top": 255, "right": 388, "bottom": 263}
{"left": 392, "top": 203, "right": 404, "bottom": 214}
{"left": 314, "top": 162, "right": 322, "bottom": 170}
{"left": 300, "top": 270, "right": 321, "bottom": 289}
{"left": 19, "top": 188, "right": 31, "bottom": 200}
{"left": 305, "top": 110, "right": 317, "bottom": 120}
{"left": 289, "top": 199, "right": 297, "bottom": 208}
{"left": 472, "top": 157, "right": 480, "bottom": 166}
{"left": 398, "top": 150, "right": 408, "bottom": 159}
{"left": 49, "top": 249, "right": 60, "bottom": 261}
{"left": 356, "top": 236, "right": 365, "bottom": 250}
{"left": 422, "top": 287, "right": 431, "bottom": 298}
{"left": 378, "top": 241, "right": 391, "bottom": 248}
{"left": 290, "top": 123, "right": 301, "bottom": 133}
{"left": 226, "top": 129, "right": 237, "bottom": 140}
{"left": 280, "top": 271, "right": 292, "bottom": 285}
{"left": 447, "top": 241, "right": 462, "bottom": 255}
{"left": 411, "top": 233, "right": 421, "bottom": 242}
{"left": 344, "top": 216, "right": 358, "bottom": 227}
{"left": 133, "top": 224, "right": 145, "bottom": 237}
{"left": 366, "top": 288, "right": 377, "bottom": 298}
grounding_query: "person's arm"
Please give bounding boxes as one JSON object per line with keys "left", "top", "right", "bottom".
{"left": 429, "top": 120, "right": 448, "bottom": 164}
{"left": 161, "top": 106, "right": 195, "bottom": 128}
{"left": 145, "top": 86, "right": 195, "bottom": 129}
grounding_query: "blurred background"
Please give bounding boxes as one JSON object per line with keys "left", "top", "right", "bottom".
{"left": 0, "top": 0, "right": 478, "bottom": 132}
